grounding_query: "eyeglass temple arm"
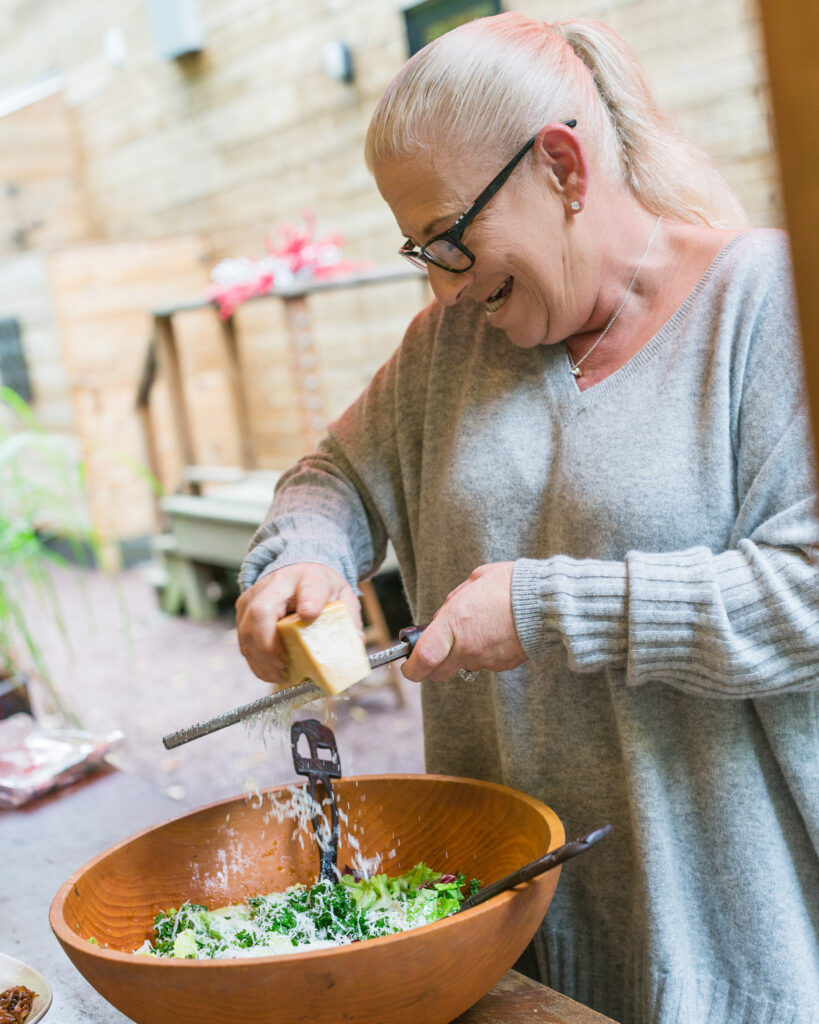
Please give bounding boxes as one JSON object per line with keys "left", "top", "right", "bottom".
{"left": 451, "top": 119, "right": 578, "bottom": 235}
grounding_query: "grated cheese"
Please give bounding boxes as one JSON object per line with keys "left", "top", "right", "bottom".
{"left": 134, "top": 866, "right": 470, "bottom": 961}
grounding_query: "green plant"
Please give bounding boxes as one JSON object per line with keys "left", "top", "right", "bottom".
{"left": 0, "top": 385, "right": 100, "bottom": 725}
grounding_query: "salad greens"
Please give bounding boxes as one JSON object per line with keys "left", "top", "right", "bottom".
{"left": 136, "top": 863, "right": 481, "bottom": 960}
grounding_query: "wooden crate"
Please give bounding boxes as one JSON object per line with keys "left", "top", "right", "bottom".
{"left": 48, "top": 235, "right": 212, "bottom": 540}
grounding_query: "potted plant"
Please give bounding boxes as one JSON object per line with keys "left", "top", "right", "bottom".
{"left": 0, "top": 386, "right": 97, "bottom": 726}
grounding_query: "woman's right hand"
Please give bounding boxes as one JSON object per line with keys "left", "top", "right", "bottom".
{"left": 235, "top": 563, "right": 361, "bottom": 684}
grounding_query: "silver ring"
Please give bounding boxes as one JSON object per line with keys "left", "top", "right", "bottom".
{"left": 458, "top": 669, "right": 478, "bottom": 684}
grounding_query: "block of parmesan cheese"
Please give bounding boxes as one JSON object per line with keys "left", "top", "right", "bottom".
{"left": 276, "top": 600, "right": 370, "bottom": 696}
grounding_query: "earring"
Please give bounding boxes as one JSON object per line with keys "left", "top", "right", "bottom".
{"left": 570, "top": 200, "right": 581, "bottom": 212}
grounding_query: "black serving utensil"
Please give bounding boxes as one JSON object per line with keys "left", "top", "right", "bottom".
{"left": 458, "top": 824, "right": 612, "bottom": 913}
{"left": 291, "top": 719, "right": 342, "bottom": 882}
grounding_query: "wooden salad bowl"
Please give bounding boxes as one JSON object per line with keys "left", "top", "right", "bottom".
{"left": 50, "top": 774, "right": 564, "bottom": 1024}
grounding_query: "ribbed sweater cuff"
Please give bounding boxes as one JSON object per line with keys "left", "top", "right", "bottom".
{"left": 238, "top": 517, "right": 360, "bottom": 593}
{"left": 512, "top": 556, "right": 628, "bottom": 667}
{"left": 625, "top": 545, "right": 724, "bottom": 684}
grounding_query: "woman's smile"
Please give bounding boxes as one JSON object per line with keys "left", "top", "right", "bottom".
{"left": 375, "top": 153, "right": 570, "bottom": 347}
{"left": 485, "top": 276, "right": 514, "bottom": 315}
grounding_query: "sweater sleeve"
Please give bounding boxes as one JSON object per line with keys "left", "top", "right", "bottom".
{"left": 512, "top": 249, "right": 819, "bottom": 700}
{"left": 513, "top": 533, "right": 819, "bottom": 699}
{"left": 237, "top": 439, "right": 388, "bottom": 594}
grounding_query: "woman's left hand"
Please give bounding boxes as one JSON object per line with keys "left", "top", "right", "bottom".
{"left": 402, "top": 562, "right": 528, "bottom": 683}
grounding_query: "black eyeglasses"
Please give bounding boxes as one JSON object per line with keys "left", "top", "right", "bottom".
{"left": 399, "top": 119, "right": 577, "bottom": 274}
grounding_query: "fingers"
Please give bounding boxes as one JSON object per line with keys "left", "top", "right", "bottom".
{"left": 293, "top": 568, "right": 362, "bottom": 631}
{"left": 402, "top": 616, "right": 456, "bottom": 683}
{"left": 236, "top": 578, "right": 289, "bottom": 683}
{"left": 236, "top": 563, "right": 358, "bottom": 684}
{"left": 401, "top": 561, "right": 524, "bottom": 683}
{"left": 293, "top": 570, "right": 335, "bottom": 620}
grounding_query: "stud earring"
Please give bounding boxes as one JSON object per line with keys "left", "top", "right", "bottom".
{"left": 570, "top": 200, "right": 581, "bottom": 212}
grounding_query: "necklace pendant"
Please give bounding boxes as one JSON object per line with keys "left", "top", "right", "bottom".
{"left": 570, "top": 365, "right": 582, "bottom": 378}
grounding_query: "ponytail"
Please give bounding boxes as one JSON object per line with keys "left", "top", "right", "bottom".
{"left": 366, "top": 13, "right": 748, "bottom": 230}
{"left": 555, "top": 19, "right": 748, "bottom": 228}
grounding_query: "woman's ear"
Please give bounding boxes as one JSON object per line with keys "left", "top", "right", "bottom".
{"left": 533, "top": 122, "right": 588, "bottom": 213}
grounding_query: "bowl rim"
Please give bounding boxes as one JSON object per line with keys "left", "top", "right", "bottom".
{"left": 49, "top": 772, "right": 564, "bottom": 966}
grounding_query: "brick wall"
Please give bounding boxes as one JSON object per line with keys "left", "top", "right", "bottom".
{"left": 0, "top": 0, "right": 782, "bottom": 535}
{"left": 0, "top": 0, "right": 780, "bottom": 262}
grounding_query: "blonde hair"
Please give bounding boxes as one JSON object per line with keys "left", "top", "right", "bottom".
{"left": 365, "top": 13, "right": 748, "bottom": 229}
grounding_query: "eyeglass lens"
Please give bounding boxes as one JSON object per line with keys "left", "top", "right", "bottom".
{"left": 423, "top": 237, "right": 472, "bottom": 271}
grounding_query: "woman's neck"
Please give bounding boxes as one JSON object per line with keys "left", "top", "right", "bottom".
{"left": 564, "top": 202, "right": 740, "bottom": 390}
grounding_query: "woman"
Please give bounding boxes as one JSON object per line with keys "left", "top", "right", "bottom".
{"left": 236, "top": 14, "right": 818, "bottom": 1024}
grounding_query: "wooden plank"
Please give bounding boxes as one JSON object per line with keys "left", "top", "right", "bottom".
{"left": 169, "top": 307, "right": 243, "bottom": 469}
{"left": 48, "top": 236, "right": 211, "bottom": 537}
{"left": 146, "top": 376, "right": 185, "bottom": 501}
{"left": 154, "top": 313, "right": 198, "bottom": 491}
{"left": 219, "top": 314, "right": 255, "bottom": 469}
{"left": 282, "top": 293, "right": 328, "bottom": 454}
{"left": 758, "top": 0, "right": 819, "bottom": 471}
{"left": 71, "top": 383, "right": 157, "bottom": 538}
{"left": 360, "top": 579, "right": 405, "bottom": 706}
{"left": 136, "top": 400, "right": 162, "bottom": 529}
{"left": 455, "top": 970, "right": 618, "bottom": 1024}
{"left": 151, "top": 266, "right": 424, "bottom": 318}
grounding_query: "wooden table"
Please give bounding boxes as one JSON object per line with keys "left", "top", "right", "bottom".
{"left": 1, "top": 768, "right": 615, "bottom": 1023}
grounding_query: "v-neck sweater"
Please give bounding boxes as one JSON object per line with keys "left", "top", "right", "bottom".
{"left": 240, "top": 229, "right": 819, "bottom": 1024}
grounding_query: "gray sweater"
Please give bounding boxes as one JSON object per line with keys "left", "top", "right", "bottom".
{"left": 240, "top": 230, "right": 819, "bottom": 1024}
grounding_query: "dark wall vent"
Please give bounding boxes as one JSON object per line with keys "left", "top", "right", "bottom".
{"left": 0, "top": 318, "right": 33, "bottom": 403}
{"left": 403, "top": 0, "right": 502, "bottom": 56}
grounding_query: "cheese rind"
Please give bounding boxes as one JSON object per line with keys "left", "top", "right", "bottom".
{"left": 277, "top": 600, "right": 370, "bottom": 695}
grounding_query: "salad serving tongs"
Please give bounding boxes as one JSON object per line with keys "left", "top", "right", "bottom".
{"left": 291, "top": 719, "right": 342, "bottom": 882}
{"left": 458, "top": 824, "right": 613, "bottom": 912}
{"left": 163, "top": 625, "right": 429, "bottom": 750}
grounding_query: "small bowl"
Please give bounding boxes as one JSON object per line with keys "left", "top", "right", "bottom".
{"left": 50, "top": 774, "right": 564, "bottom": 1024}
{"left": 0, "top": 952, "right": 53, "bottom": 1023}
